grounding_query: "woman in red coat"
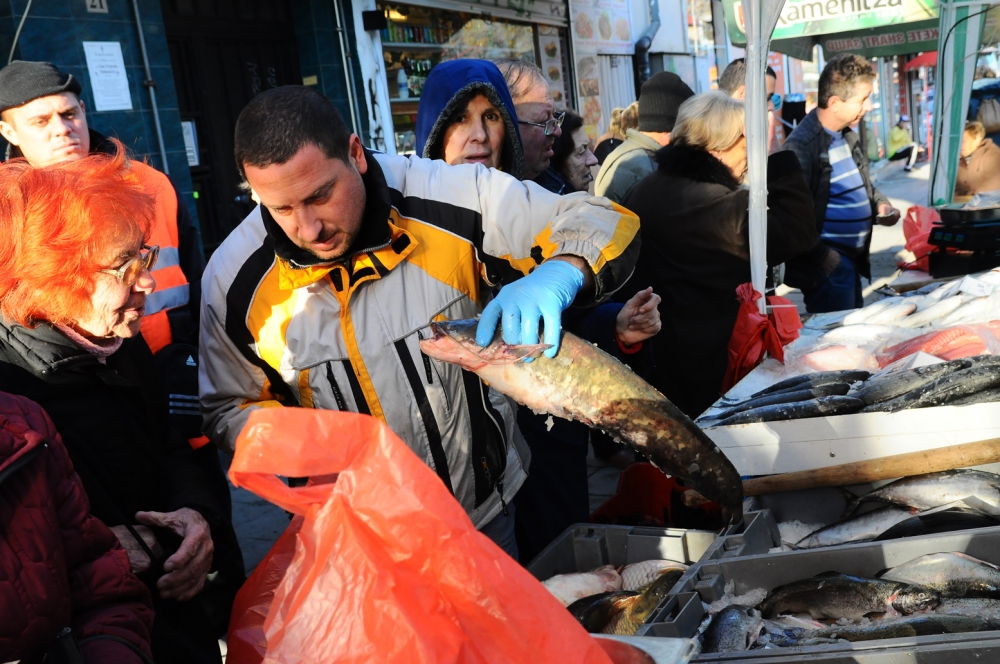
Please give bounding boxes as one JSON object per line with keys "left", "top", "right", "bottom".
{"left": 0, "top": 391, "right": 153, "bottom": 662}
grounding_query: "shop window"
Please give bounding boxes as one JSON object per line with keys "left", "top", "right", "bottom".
{"left": 377, "top": 2, "right": 561, "bottom": 155}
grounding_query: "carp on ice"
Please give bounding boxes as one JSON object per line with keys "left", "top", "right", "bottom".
{"left": 418, "top": 319, "right": 744, "bottom": 523}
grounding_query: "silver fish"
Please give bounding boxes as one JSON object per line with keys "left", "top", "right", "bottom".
{"left": 935, "top": 597, "right": 1000, "bottom": 625}
{"left": 419, "top": 319, "right": 744, "bottom": 523}
{"left": 880, "top": 552, "right": 1000, "bottom": 598}
{"left": 795, "top": 506, "right": 915, "bottom": 549}
{"left": 759, "top": 573, "right": 939, "bottom": 620}
{"left": 702, "top": 605, "right": 764, "bottom": 653}
{"left": 810, "top": 614, "right": 989, "bottom": 642}
{"left": 850, "top": 470, "right": 1000, "bottom": 516}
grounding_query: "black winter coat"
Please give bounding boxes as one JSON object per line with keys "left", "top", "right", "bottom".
{"left": 620, "top": 144, "right": 817, "bottom": 418}
{"left": 0, "top": 321, "right": 223, "bottom": 537}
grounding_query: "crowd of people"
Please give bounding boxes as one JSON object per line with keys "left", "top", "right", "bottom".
{"left": 0, "top": 51, "right": 920, "bottom": 662}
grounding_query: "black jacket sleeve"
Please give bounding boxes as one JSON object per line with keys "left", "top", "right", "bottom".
{"left": 174, "top": 186, "right": 206, "bottom": 340}
{"left": 763, "top": 151, "right": 820, "bottom": 265}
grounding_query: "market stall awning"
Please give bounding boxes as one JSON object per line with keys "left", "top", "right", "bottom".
{"left": 722, "top": 0, "right": 940, "bottom": 58}
{"left": 904, "top": 49, "right": 938, "bottom": 69}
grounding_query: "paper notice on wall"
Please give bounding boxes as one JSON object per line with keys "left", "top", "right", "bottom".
{"left": 83, "top": 42, "right": 133, "bottom": 111}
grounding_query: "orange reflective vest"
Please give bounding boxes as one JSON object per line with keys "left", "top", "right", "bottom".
{"left": 129, "top": 161, "right": 190, "bottom": 355}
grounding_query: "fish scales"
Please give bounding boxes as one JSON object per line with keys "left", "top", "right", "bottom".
{"left": 795, "top": 506, "right": 914, "bottom": 549}
{"left": 419, "top": 320, "right": 744, "bottom": 522}
{"left": 748, "top": 370, "right": 870, "bottom": 399}
{"left": 599, "top": 565, "right": 678, "bottom": 635}
{"left": 567, "top": 591, "right": 638, "bottom": 632}
{"left": 619, "top": 560, "right": 686, "bottom": 592}
{"left": 860, "top": 364, "right": 1000, "bottom": 413}
{"left": 810, "top": 614, "right": 988, "bottom": 642}
{"left": 880, "top": 552, "right": 1000, "bottom": 598}
{"left": 702, "top": 605, "right": 764, "bottom": 653}
{"left": 850, "top": 469, "right": 1000, "bottom": 514}
{"left": 759, "top": 573, "right": 938, "bottom": 620}
{"left": 715, "top": 384, "right": 850, "bottom": 420}
{"left": 715, "top": 395, "right": 864, "bottom": 427}
{"left": 853, "top": 359, "right": 973, "bottom": 406}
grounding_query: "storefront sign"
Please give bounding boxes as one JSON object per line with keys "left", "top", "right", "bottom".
{"left": 569, "top": 0, "right": 634, "bottom": 55}
{"left": 82, "top": 41, "right": 133, "bottom": 112}
{"left": 821, "top": 21, "right": 939, "bottom": 57}
{"left": 723, "top": 0, "right": 938, "bottom": 45}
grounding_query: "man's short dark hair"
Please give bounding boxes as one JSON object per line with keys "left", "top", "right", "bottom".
{"left": 717, "top": 58, "right": 776, "bottom": 95}
{"left": 234, "top": 86, "right": 352, "bottom": 176}
{"left": 818, "top": 54, "right": 875, "bottom": 109}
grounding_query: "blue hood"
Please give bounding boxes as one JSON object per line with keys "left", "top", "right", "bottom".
{"left": 415, "top": 59, "right": 524, "bottom": 179}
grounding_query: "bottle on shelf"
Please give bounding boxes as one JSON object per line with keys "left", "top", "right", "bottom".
{"left": 397, "top": 64, "right": 409, "bottom": 99}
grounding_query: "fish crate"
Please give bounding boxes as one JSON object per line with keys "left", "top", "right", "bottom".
{"left": 697, "top": 511, "right": 781, "bottom": 563}
{"left": 526, "top": 523, "right": 717, "bottom": 581}
{"left": 637, "top": 523, "right": 1000, "bottom": 661}
{"left": 703, "top": 402, "right": 1000, "bottom": 477}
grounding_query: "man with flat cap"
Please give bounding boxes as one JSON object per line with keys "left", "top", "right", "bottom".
{"left": 0, "top": 60, "right": 240, "bottom": 661}
{"left": 0, "top": 60, "right": 204, "bottom": 355}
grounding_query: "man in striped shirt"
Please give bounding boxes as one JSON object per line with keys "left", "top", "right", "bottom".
{"left": 783, "top": 54, "right": 901, "bottom": 312}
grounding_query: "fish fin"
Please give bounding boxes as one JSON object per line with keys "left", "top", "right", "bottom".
{"left": 874, "top": 567, "right": 891, "bottom": 578}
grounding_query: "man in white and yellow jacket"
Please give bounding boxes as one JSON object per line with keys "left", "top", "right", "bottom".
{"left": 199, "top": 86, "right": 639, "bottom": 557}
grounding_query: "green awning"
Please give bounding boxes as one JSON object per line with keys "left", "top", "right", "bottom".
{"left": 723, "top": 0, "right": 940, "bottom": 58}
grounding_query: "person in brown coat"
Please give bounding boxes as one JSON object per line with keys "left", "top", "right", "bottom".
{"left": 955, "top": 121, "right": 1000, "bottom": 197}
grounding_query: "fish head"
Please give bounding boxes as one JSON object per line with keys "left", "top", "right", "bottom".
{"left": 705, "top": 605, "right": 764, "bottom": 652}
{"left": 630, "top": 568, "right": 684, "bottom": 622}
{"left": 418, "top": 319, "right": 551, "bottom": 371}
{"left": 893, "top": 585, "right": 940, "bottom": 614}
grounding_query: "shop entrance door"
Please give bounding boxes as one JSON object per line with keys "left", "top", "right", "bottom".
{"left": 162, "top": 0, "right": 301, "bottom": 254}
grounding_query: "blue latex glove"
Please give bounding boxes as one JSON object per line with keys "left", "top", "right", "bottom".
{"left": 476, "top": 259, "right": 586, "bottom": 358}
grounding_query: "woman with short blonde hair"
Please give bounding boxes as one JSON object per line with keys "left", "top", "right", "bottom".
{"left": 616, "top": 91, "right": 817, "bottom": 418}
{"left": 671, "top": 91, "right": 746, "bottom": 175}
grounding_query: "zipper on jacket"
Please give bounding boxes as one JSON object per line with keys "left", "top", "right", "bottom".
{"left": 416, "top": 330, "right": 433, "bottom": 384}
{"left": 0, "top": 442, "right": 45, "bottom": 488}
{"left": 325, "top": 362, "right": 348, "bottom": 411}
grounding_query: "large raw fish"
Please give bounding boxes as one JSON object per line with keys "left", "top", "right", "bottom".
{"left": 419, "top": 319, "right": 744, "bottom": 523}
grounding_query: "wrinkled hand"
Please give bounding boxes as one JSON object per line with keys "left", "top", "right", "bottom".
{"left": 109, "top": 524, "right": 164, "bottom": 574}
{"left": 615, "top": 287, "right": 662, "bottom": 347}
{"left": 135, "top": 507, "right": 213, "bottom": 601}
{"left": 476, "top": 259, "right": 585, "bottom": 359}
{"left": 876, "top": 203, "right": 901, "bottom": 226}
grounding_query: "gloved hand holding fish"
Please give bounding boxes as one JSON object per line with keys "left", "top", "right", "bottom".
{"left": 419, "top": 319, "right": 745, "bottom": 523}
{"left": 698, "top": 551, "right": 1000, "bottom": 653}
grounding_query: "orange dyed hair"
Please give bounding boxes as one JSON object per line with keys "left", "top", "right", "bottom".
{"left": 0, "top": 139, "right": 155, "bottom": 328}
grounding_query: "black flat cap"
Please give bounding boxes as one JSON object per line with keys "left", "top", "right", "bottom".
{"left": 0, "top": 61, "right": 82, "bottom": 113}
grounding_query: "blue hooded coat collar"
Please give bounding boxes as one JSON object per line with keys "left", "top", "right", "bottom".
{"left": 415, "top": 59, "right": 524, "bottom": 179}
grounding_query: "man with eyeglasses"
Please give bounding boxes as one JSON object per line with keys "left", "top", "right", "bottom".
{"left": 595, "top": 72, "right": 694, "bottom": 204}
{"left": 494, "top": 60, "right": 566, "bottom": 188}
{"left": 0, "top": 61, "right": 205, "bottom": 356}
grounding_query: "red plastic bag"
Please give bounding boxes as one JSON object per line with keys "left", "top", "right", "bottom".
{"left": 227, "top": 517, "right": 302, "bottom": 664}
{"left": 722, "top": 283, "right": 786, "bottom": 391}
{"left": 899, "top": 205, "right": 942, "bottom": 272}
{"left": 767, "top": 294, "right": 802, "bottom": 347}
{"left": 228, "top": 409, "right": 612, "bottom": 664}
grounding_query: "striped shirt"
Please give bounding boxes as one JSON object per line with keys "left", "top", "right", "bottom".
{"left": 822, "top": 129, "right": 872, "bottom": 254}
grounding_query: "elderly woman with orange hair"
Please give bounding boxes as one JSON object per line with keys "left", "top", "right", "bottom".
{"left": 0, "top": 144, "right": 227, "bottom": 664}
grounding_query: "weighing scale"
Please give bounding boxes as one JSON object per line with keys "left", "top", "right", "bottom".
{"left": 927, "top": 204, "right": 1000, "bottom": 277}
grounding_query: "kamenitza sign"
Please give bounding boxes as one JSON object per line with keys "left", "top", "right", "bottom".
{"left": 725, "top": 0, "right": 938, "bottom": 43}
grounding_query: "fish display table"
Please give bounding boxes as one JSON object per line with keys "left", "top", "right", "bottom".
{"left": 703, "top": 391, "right": 1000, "bottom": 477}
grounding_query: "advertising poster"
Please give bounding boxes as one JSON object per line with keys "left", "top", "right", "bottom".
{"left": 538, "top": 26, "right": 570, "bottom": 106}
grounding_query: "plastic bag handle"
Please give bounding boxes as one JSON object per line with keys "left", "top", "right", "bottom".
{"left": 229, "top": 411, "right": 384, "bottom": 516}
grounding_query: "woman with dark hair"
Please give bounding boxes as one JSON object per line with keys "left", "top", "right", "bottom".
{"left": 0, "top": 144, "right": 228, "bottom": 664}
{"left": 548, "top": 111, "right": 598, "bottom": 193}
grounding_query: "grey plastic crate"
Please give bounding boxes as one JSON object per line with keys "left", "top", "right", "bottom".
{"left": 697, "top": 510, "right": 781, "bottom": 563}
{"left": 526, "top": 523, "right": 717, "bottom": 580}
{"left": 638, "top": 523, "right": 1000, "bottom": 661}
